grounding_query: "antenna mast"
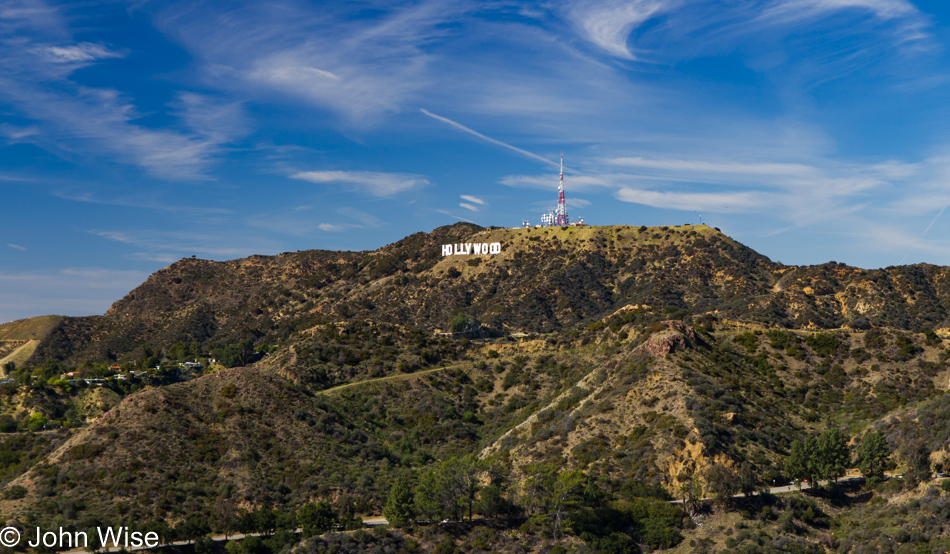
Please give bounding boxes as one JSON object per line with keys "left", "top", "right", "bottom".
{"left": 554, "top": 150, "right": 570, "bottom": 226}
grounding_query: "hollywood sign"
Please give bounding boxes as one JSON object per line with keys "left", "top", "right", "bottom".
{"left": 442, "top": 242, "right": 502, "bottom": 256}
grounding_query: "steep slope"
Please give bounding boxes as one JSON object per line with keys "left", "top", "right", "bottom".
{"left": 481, "top": 318, "right": 950, "bottom": 491}
{"left": 0, "top": 315, "right": 62, "bottom": 371}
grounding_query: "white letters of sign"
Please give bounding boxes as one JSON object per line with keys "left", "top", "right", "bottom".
{"left": 441, "top": 242, "right": 502, "bottom": 257}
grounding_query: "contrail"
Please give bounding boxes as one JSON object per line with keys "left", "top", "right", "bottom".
{"left": 901, "top": 204, "right": 947, "bottom": 264}
{"left": 420, "top": 109, "right": 558, "bottom": 168}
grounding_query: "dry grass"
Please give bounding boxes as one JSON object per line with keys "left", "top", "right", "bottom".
{"left": 0, "top": 315, "right": 62, "bottom": 341}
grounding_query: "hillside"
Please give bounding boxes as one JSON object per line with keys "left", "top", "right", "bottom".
{"left": 5, "top": 224, "right": 950, "bottom": 553}
{"left": 27, "top": 224, "right": 950, "bottom": 372}
{"left": 0, "top": 315, "right": 62, "bottom": 371}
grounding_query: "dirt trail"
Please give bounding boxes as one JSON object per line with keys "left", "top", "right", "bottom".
{"left": 0, "top": 339, "right": 39, "bottom": 370}
{"left": 316, "top": 365, "right": 460, "bottom": 395}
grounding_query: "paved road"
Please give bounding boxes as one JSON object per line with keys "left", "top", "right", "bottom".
{"left": 59, "top": 516, "right": 391, "bottom": 554}
{"left": 671, "top": 475, "right": 866, "bottom": 504}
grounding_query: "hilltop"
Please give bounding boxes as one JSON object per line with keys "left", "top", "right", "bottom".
{"left": 25, "top": 224, "right": 950, "bottom": 369}
{"left": 0, "top": 315, "right": 61, "bottom": 371}
{"left": 4, "top": 224, "right": 950, "bottom": 553}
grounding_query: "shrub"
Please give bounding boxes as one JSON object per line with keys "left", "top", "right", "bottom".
{"left": 2, "top": 485, "right": 26, "bottom": 499}
{"left": 735, "top": 332, "right": 758, "bottom": 353}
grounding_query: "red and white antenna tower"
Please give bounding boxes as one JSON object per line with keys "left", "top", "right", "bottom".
{"left": 555, "top": 150, "right": 570, "bottom": 226}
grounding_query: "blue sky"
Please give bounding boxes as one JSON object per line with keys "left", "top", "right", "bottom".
{"left": 3, "top": 0, "right": 950, "bottom": 321}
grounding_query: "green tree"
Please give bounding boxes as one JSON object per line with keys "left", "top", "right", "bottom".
{"left": 415, "top": 468, "right": 441, "bottom": 522}
{"left": 856, "top": 430, "right": 890, "bottom": 478}
{"left": 174, "top": 514, "right": 211, "bottom": 541}
{"left": 816, "top": 427, "right": 850, "bottom": 483}
{"left": 522, "top": 464, "right": 586, "bottom": 539}
{"left": 253, "top": 509, "right": 277, "bottom": 535}
{"left": 433, "top": 456, "right": 479, "bottom": 521}
{"left": 677, "top": 477, "right": 702, "bottom": 513}
{"left": 739, "top": 462, "right": 758, "bottom": 496}
{"left": 785, "top": 438, "right": 816, "bottom": 488}
{"left": 549, "top": 469, "right": 586, "bottom": 539}
{"left": 211, "top": 498, "right": 239, "bottom": 538}
{"left": 222, "top": 338, "right": 256, "bottom": 368}
{"left": 448, "top": 314, "right": 480, "bottom": 336}
{"left": 26, "top": 412, "right": 48, "bottom": 432}
{"left": 297, "top": 502, "right": 335, "bottom": 537}
{"left": 902, "top": 438, "right": 931, "bottom": 487}
{"left": 703, "top": 463, "right": 740, "bottom": 509}
{"left": 384, "top": 475, "right": 416, "bottom": 527}
{"left": 475, "top": 485, "right": 510, "bottom": 519}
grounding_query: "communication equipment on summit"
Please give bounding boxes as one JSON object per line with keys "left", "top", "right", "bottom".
{"left": 536, "top": 151, "right": 578, "bottom": 227}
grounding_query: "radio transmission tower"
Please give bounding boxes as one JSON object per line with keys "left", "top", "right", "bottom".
{"left": 554, "top": 150, "right": 570, "bottom": 226}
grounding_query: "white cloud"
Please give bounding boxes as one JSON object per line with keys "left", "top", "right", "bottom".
{"left": 54, "top": 188, "right": 232, "bottom": 215}
{"left": 7, "top": 243, "right": 25, "bottom": 251}
{"left": 0, "top": 7, "right": 244, "bottom": 180}
{"left": 43, "top": 42, "right": 123, "bottom": 63}
{"left": 765, "top": 0, "right": 918, "bottom": 22}
{"left": 290, "top": 170, "right": 428, "bottom": 197}
{"left": 173, "top": 92, "right": 249, "bottom": 144}
{"left": 249, "top": 205, "right": 383, "bottom": 236}
{"left": 146, "top": 0, "right": 462, "bottom": 120}
{"left": 0, "top": 267, "right": 148, "bottom": 320}
{"left": 569, "top": 198, "right": 591, "bottom": 208}
{"left": 615, "top": 187, "right": 773, "bottom": 212}
{"left": 91, "top": 229, "right": 275, "bottom": 260}
{"left": 337, "top": 207, "right": 382, "bottom": 228}
{"left": 607, "top": 156, "right": 820, "bottom": 178}
{"left": 564, "top": 0, "right": 671, "bottom": 59}
{"left": 460, "top": 194, "right": 486, "bottom": 205}
{"left": 435, "top": 209, "right": 477, "bottom": 224}
{"left": 757, "top": 0, "right": 930, "bottom": 51}
{"left": 500, "top": 173, "right": 615, "bottom": 192}
{"left": 459, "top": 202, "right": 479, "bottom": 212}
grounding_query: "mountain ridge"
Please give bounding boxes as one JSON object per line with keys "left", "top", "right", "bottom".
{"left": 3, "top": 223, "right": 950, "bottom": 552}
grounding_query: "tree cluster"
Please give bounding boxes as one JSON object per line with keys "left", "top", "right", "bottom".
{"left": 784, "top": 428, "right": 850, "bottom": 486}
{"left": 383, "top": 456, "right": 686, "bottom": 551}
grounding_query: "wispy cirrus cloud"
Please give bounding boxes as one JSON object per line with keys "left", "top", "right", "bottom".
{"left": 615, "top": 187, "right": 773, "bottom": 212}
{"left": 761, "top": 0, "right": 922, "bottom": 27}
{"left": 7, "top": 244, "right": 26, "bottom": 251}
{"left": 436, "top": 209, "right": 477, "bottom": 224}
{"left": 250, "top": 205, "right": 384, "bottom": 236}
{"left": 460, "top": 194, "right": 485, "bottom": 205}
{"left": 501, "top": 173, "right": 615, "bottom": 192}
{"left": 290, "top": 170, "right": 429, "bottom": 197}
{"left": 42, "top": 42, "right": 123, "bottom": 63}
{"left": 145, "top": 0, "right": 464, "bottom": 120}
{"left": 0, "top": 267, "right": 148, "bottom": 320}
{"left": 0, "top": 2, "right": 246, "bottom": 180}
{"left": 91, "top": 229, "right": 276, "bottom": 261}
{"left": 54, "top": 188, "right": 232, "bottom": 215}
{"left": 563, "top": 0, "right": 672, "bottom": 59}
{"left": 318, "top": 223, "right": 346, "bottom": 233}
{"left": 459, "top": 194, "right": 486, "bottom": 212}
{"left": 607, "top": 156, "right": 820, "bottom": 178}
